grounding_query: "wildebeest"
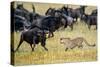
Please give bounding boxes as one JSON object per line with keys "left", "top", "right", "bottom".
{"left": 15, "top": 3, "right": 36, "bottom": 22}
{"left": 45, "top": 8, "right": 66, "bottom": 28}
{"left": 45, "top": 8, "right": 75, "bottom": 30}
{"left": 30, "top": 16, "right": 60, "bottom": 38}
{"left": 15, "top": 3, "right": 31, "bottom": 21}
{"left": 81, "top": 14, "right": 97, "bottom": 29}
{"left": 60, "top": 5, "right": 87, "bottom": 22}
{"left": 29, "top": 9, "right": 67, "bottom": 37}
{"left": 14, "top": 15, "right": 31, "bottom": 31}
{"left": 64, "top": 15, "right": 75, "bottom": 30}
{"left": 11, "top": 3, "right": 37, "bottom": 32}
{"left": 54, "top": 10, "right": 75, "bottom": 30}
{"left": 15, "top": 27, "right": 49, "bottom": 52}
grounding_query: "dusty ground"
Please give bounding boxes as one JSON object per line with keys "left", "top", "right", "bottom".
{"left": 12, "top": 1, "right": 97, "bottom": 66}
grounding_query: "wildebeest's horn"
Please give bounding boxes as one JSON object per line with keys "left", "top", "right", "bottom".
{"left": 32, "top": 4, "right": 35, "bottom": 13}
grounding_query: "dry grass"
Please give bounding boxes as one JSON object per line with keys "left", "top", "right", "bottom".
{"left": 12, "top": 2, "right": 97, "bottom": 66}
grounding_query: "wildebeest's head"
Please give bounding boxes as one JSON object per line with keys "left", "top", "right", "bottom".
{"left": 54, "top": 10, "right": 62, "bottom": 18}
{"left": 61, "top": 5, "right": 68, "bottom": 12}
{"left": 45, "top": 8, "right": 55, "bottom": 16}
{"left": 32, "top": 4, "right": 35, "bottom": 13}
{"left": 16, "top": 3, "right": 23, "bottom": 9}
{"left": 81, "top": 14, "right": 89, "bottom": 22}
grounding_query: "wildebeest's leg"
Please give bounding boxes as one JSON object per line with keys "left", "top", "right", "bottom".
{"left": 64, "top": 23, "right": 68, "bottom": 28}
{"left": 69, "top": 24, "right": 73, "bottom": 30}
{"left": 87, "top": 20, "right": 91, "bottom": 30}
{"left": 65, "top": 48, "right": 68, "bottom": 51}
{"left": 41, "top": 43, "right": 48, "bottom": 51}
{"left": 48, "top": 32, "right": 51, "bottom": 38}
{"left": 51, "top": 32, "right": 54, "bottom": 37}
{"left": 15, "top": 37, "right": 23, "bottom": 52}
{"left": 73, "top": 17, "right": 77, "bottom": 22}
{"left": 48, "top": 28, "right": 51, "bottom": 38}
{"left": 42, "top": 45, "right": 48, "bottom": 51}
{"left": 32, "top": 38, "right": 36, "bottom": 51}
{"left": 88, "top": 25, "right": 91, "bottom": 30}
{"left": 29, "top": 44, "right": 33, "bottom": 51}
{"left": 32, "top": 44, "right": 36, "bottom": 51}
{"left": 76, "top": 17, "right": 77, "bottom": 22}
{"left": 48, "top": 31, "right": 54, "bottom": 38}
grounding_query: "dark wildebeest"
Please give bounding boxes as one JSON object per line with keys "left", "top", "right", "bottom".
{"left": 12, "top": 3, "right": 36, "bottom": 32}
{"left": 15, "top": 3, "right": 31, "bottom": 21}
{"left": 15, "top": 3, "right": 36, "bottom": 23}
{"left": 14, "top": 15, "right": 31, "bottom": 31}
{"left": 45, "top": 8, "right": 74, "bottom": 35}
{"left": 11, "top": 3, "right": 28, "bottom": 32}
{"left": 15, "top": 27, "right": 49, "bottom": 52}
{"left": 29, "top": 12, "right": 47, "bottom": 23}
{"left": 64, "top": 15, "right": 75, "bottom": 30}
{"left": 30, "top": 16, "right": 60, "bottom": 38}
{"left": 61, "top": 5, "right": 87, "bottom": 22}
{"left": 45, "top": 8, "right": 75, "bottom": 30}
{"left": 81, "top": 14, "right": 97, "bottom": 29}
{"left": 54, "top": 10, "right": 75, "bottom": 30}
{"left": 60, "top": 5, "right": 69, "bottom": 16}
{"left": 29, "top": 8, "right": 67, "bottom": 37}
{"left": 45, "top": 8, "right": 66, "bottom": 28}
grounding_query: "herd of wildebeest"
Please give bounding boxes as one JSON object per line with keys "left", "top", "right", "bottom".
{"left": 11, "top": 3, "right": 97, "bottom": 52}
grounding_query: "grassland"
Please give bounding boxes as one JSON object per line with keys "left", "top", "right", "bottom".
{"left": 12, "top": 2, "right": 97, "bottom": 65}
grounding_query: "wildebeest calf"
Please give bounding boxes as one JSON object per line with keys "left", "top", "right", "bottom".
{"left": 15, "top": 27, "right": 48, "bottom": 52}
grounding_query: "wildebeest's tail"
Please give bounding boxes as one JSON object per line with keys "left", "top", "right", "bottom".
{"left": 83, "top": 38, "right": 95, "bottom": 47}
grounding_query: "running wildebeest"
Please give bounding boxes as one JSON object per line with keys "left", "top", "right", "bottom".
{"left": 64, "top": 15, "right": 75, "bottom": 30}
{"left": 54, "top": 10, "right": 75, "bottom": 30}
{"left": 60, "top": 5, "right": 87, "bottom": 22}
{"left": 11, "top": 3, "right": 28, "bottom": 32}
{"left": 15, "top": 3, "right": 37, "bottom": 23}
{"left": 29, "top": 8, "right": 67, "bottom": 37}
{"left": 14, "top": 15, "right": 31, "bottom": 31}
{"left": 18, "top": 4, "right": 35, "bottom": 24}
{"left": 30, "top": 16, "right": 60, "bottom": 38}
{"left": 81, "top": 14, "right": 97, "bottom": 29}
{"left": 15, "top": 27, "right": 49, "bottom": 52}
{"left": 45, "top": 8, "right": 75, "bottom": 30}
{"left": 45, "top": 8, "right": 66, "bottom": 28}
{"left": 12, "top": 3, "right": 37, "bottom": 32}
{"left": 15, "top": 3, "right": 31, "bottom": 21}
